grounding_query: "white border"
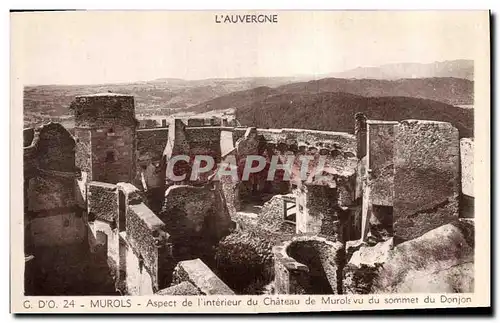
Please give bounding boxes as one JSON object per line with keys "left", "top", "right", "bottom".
{"left": 3, "top": 1, "right": 498, "bottom": 322}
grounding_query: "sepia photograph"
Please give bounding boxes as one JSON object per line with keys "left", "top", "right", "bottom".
{"left": 10, "top": 9, "right": 490, "bottom": 313}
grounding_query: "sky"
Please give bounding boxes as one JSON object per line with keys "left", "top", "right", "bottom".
{"left": 11, "top": 10, "right": 488, "bottom": 85}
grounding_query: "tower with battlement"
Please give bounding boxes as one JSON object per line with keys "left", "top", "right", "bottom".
{"left": 72, "top": 93, "right": 138, "bottom": 184}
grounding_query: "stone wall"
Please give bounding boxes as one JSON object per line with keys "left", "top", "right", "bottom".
{"left": 121, "top": 233, "right": 155, "bottom": 296}
{"left": 36, "top": 123, "right": 76, "bottom": 173}
{"left": 215, "top": 230, "right": 275, "bottom": 294}
{"left": 231, "top": 127, "right": 356, "bottom": 166}
{"left": 24, "top": 142, "right": 37, "bottom": 181}
{"left": 274, "top": 236, "right": 344, "bottom": 294}
{"left": 255, "top": 194, "right": 296, "bottom": 235}
{"left": 219, "top": 168, "right": 240, "bottom": 216}
{"left": 251, "top": 128, "right": 355, "bottom": 154}
{"left": 28, "top": 175, "right": 76, "bottom": 213}
{"left": 460, "top": 138, "right": 474, "bottom": 197}
{"left": 29, "top": 211, "right": 86, "bottom": 248}
{"left": 137, "top": 128, "right": 169, "bottom": 163}
{"left": 344, "top": 222, "right": 474, "bottom": 294}
{"left": 374, "top": 222, "right": 474, "bottom": 293}
{"left": 393, "top": 120, "right": 460, "bottom": 241}
{"left": 136, "top": 125, "right": 167, "bottom": 204}
{"left": 186, "top": 117, "right": 223, "bottom": 127}
{"left": 90, "top": 126, "right": 136, "bottom": 184}
{"left": 161, "top": 184, "right": 232, "bottom": 243}
{"left": 26, "top": 123, "right": 78, "bottom": 215}
{"left": 235, "top": 127, "right": 259, "bottom": 158}
{"left": 136, "top": 128, "right": 168, "bottom": 191}
{"left": 220, "top": 129, "right": 235, "bottom": 157}
{"left": 367, "top": 121, "right": 397, "bottom": 206}
{"left": 163, "top": 119, "right": 190, "bottom": 186}
{"left": 87, "top": 220, "right": 120, "bottom": 283}
{"left": 164, "top": 119, "right": 190, "bottom": 161}
{"left": 164, "top": 120, "right": 226, "bottom": 170}
{"left": 460, "top": 138, "right": 474, "bottom": 218}
{"left": 74, "top": 128, "right": 92, "bottom": 177}
{"left": 23, "top": 122, "right": 91, "bottom": 295}
{"left": 156, "top": 281, "right": 201, "bottom": 295}
{"left": 72, "top": 94, "right": 137, "bottom": 184}
{"left": 72, "top": 93, "right": 136, "bottom": 128}
{"left": 87, "top": 181, "right": 118, "bottom": 223}
{"left": 172, "top": 258, "right": 235, "bottom": 295}
{"left": 176, "top": 126, "right": 223, "bottom": 175}
{"left": 126, "top": 202, "right": 170, "bottom": 291}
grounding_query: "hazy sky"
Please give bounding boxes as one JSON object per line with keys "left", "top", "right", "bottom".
{"left": 11, "top": 10, "right": 488, "bottom": 85}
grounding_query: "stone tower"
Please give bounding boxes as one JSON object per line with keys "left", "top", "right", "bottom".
{"left": 72, "top": 93, "right": 137, "bottom": 184}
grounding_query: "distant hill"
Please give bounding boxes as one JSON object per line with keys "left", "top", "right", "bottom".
{"left": 234, "top": 92, "right": 473, "bottom": 138}
{"left": 330, "top": 60, "right": 474, "bottom": 81}
{"left": 23, "top": 76, "right": 306, "bottom": 128}
{"left": 188, "top": 77, "right": 473, "bottom": 114}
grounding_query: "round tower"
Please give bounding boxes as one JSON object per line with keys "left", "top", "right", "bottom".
{"left": 72, "top": 93, "right": 138, "bottom": 184}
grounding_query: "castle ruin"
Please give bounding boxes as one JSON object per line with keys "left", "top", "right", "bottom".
{"left": 23, "top": 93, "right": 475, "bottom": 296}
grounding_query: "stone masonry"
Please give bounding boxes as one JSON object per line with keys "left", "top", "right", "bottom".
{"left": 393, "top": 120, "right": 460, "bottom": 242}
